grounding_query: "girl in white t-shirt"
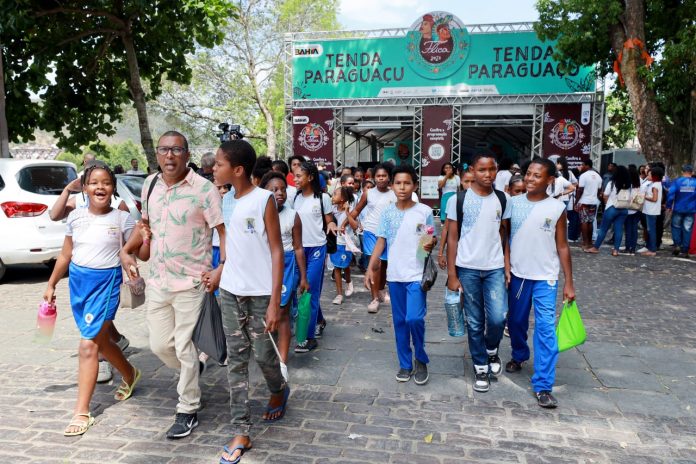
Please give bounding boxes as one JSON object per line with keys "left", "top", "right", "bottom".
{"left": 43, "top": 162, "right": 143, "bottom": 437}
{"left": 330, "top": 186, "right": 359, "bottom": 305}
{"left": 641, "top": 166, "right": 664, "bottom": 256}
{"left": 437, "top": 162, "right": 460, "bottom": 221}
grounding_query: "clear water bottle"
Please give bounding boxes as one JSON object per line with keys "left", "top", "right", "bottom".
{"left": 444, "top": 288, "right": 465, "bottom": 337}
{"left": 36, "top": 300, "right": 57, "bottom": 344}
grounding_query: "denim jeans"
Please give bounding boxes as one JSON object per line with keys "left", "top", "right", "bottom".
{"left": 567, "top": 208, "right": 580, "bottom": 241}
{"left": 624, "top": 213, "right": 640, "bottom": 252}
{"left": 594, "top": 206, "right": 628, "bottom": 251}
{"left": 671, "top": 212, "right": 695, "bottom": 252}
{"left": 645, "top": 214, "right": 658, "bottom": 252}
{"left": 456, "top": 267, "right": 507, "bottom": 369}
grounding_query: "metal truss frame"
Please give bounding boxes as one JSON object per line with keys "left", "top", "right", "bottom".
{"left": 451, "top": 106, "right": 463, "bottom": 167}
{"left": 531, "top": 104, "right": 545, "bottom": 159}
{"left": 283, "top": 108, "right": 293, "bottom": 158}
{"left": 334, "top": 108, "right": 345, "bottom": 171}
{"left": 412, "top": 107, "right": 423, "bottom": 175}
{"left": 590, "top": 92, "right": 605, "bottom": 166}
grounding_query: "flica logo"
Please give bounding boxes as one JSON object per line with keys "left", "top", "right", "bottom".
{"left": 406, "top": 12, "right": 470, "bottom": 79}
{"left": 298, "top": 123, "right": 329, "bottom": 152}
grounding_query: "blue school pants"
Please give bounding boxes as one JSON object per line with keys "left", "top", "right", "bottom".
{"left": 387, "top": 281, "right": 429, "bottom": 370}
{"left": 304, "top": 245, "right": 326, "bottom": 340}
{"left": 507, "top": 275, "right": 559, "bottom": 393}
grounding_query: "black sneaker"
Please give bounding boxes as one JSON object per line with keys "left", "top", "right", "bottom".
{"left": 294, "top": 338, "right": 318, "bottom": 353}
{"left": 536, "top": 391, "right": 558, "bottom": 409}
{"left": 506, "top": 359, "right": 522, "bottom": 373}
{"left": 314, "top": 320, "right": 326, "bottom": 339}
{"left": 488, "top": 352, "right": 502, "bottom": 377}
{"left": 473, "top": 372, "right": 490, "bottom": 392}
{"left": 672, "top": 247, "right": 681, "bottom": 256}
{"left": 395, "top": 368, "right": 412, "bottom": 382}
{"left": 414, "top": 360, "right": 429, "bottom": 385}
{"left": 166, "top": 412, "right": 198, "bottom": 439}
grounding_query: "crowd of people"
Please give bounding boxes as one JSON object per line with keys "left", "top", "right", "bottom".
{"left": 40, "top": 130, "right": 694, "bottom": 463}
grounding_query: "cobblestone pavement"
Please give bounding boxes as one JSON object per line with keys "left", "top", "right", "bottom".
{"left": 1, "top": 244, "right": 695, "bottom": 463}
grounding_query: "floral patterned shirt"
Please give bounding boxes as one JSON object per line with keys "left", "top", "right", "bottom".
{"left": 142, "top": 169, "right": 223, "bottom": 292}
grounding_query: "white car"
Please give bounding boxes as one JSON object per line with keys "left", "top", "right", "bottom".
{"left": 0, "top": 159, "right": 78, "bottom": 280}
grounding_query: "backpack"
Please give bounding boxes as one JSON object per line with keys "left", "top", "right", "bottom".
{"left": 613, "top": 182, "right": 632, "bottom": 209}
{"left": 456, "top": 188, "right": 507, "bottom": 238}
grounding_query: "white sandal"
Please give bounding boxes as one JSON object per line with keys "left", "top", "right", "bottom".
{"left": 64, "top": 412, "right": 95, "bottom": 436}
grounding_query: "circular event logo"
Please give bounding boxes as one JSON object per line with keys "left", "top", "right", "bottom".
{"left": 428, "top": 143, "right": 445, "bottom": 160}
{"left": 298, "top": 123, "right": 329, "bottom": 152}
{"left": 549, "top": 118, "right": 586, "bottom": 150}
{"left": 406, "top": 12, "right": 470, "bottom": 79}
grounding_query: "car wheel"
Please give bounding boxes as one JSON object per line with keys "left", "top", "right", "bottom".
{"left": 0, "top": 259, "right": 6, "bottom": 282}
{"left": 44, "top": 259, "right": 56, "bottom": 270}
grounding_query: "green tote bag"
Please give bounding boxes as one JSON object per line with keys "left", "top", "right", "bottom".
{"left": 295, "top": 291, "right": 312, "bottom": 344}
{"left": 556, "top": 300, "right": 587, "bottom": 352}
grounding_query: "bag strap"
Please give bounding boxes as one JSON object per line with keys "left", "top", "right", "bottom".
{"left": 456, "top": 189, "right": 467, "bottom": 238}
{"left": 318, "top": 192, "right": 327, "bottom": 232}
{"left": 144, "top": 174, "right": 160, "bottom": 218}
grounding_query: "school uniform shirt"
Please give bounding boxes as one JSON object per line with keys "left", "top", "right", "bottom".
{"left": 333, "top": 204, "right": 355, "bottom": 246}
{"left": 494, "top": 170, "right": 513, "bottom": 192}
{"left": 446, "top": 189, "right": 512, "bottom": 270}
{"left": 548, "top": 175, "right": 572, "bottom": 199}
{"left": 438, "top": 175, "right": 460, "bottom": 194}
{"left": 509, "top": 195, "right": 566, "bottom": 280}
{"left": 642, "top": 181, "right": 663, "bottom": 215}
{"left": 294, "top": 192, "right": 332, "bottom": 247}
{"left": 362, "top": 189, "right": 418, "bottom": 234}
{"left": 66, "top": 208, "right": 135, "bottom": 269}
{"left": 286, "top": 185, "right": 297, "bottom": 208}
{"left": 220, "top": 187, "right": 274, "bottom": 296}
{"left": 376, "top": 202, "right": 435, "bottom": 282}
{"left": 577, "top": 170, "right": 603, "bottom": 206}
{"left": 278, "top": 206, "right": 297, "bottom": 252}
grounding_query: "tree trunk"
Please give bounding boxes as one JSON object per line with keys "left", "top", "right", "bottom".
{"left": 612, "top": 0, "right": 672, "bottom": 166}
{"left": 0, "top": 48, "right": 10, "bottom": 158}
{"left": 122, "top": 33, "right": 156, "bottom": 169}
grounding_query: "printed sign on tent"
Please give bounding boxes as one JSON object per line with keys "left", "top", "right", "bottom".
{"left": 292, "top": 109, "right": 335, "bottom": 170}
{"left": 542, "top": 103, "right": 592, "bottom": 170}
{"left": 420, "top": 106, "right": 453, "bottom": 205}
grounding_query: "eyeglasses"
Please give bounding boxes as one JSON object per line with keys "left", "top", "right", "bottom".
{"left": 156, "top": 146, "right": 186, "bottom": 156}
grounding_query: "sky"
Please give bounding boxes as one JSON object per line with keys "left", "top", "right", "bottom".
{"left": 338, "top": 0, "right": 539, "bottom": 30}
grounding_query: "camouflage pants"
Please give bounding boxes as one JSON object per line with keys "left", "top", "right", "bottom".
{"left": 220, "top": 290, "right": 286, "bottom": 436}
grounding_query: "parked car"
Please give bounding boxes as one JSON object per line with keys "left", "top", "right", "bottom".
{"left": 116, "top": 174, "right": 146, "bottom": 222}
{"left": 0, "top": 159, "right": 78, "bottom": 281}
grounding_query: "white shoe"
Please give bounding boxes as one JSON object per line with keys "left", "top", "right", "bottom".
{"left": 344, "top": 281, "right": 354, "bottom": 297}
{"left": 97, "top": 360, "right": 113, "bottom": 383}
{"left": 637, "top": 247, "right": 648, "bottom": 253}
{"left": 116, "top": 335, "right": 130, "bottom": 351}
{"left": 367, "top": 299, "right": 380, "bottom": 313}
{"left": 332, "top": 295, "right": 343, "bottom": 305}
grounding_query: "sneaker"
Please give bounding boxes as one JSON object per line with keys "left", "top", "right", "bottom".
{"left": 166, "top": 412, "right": 199, "bottom": 439}
{"left": 414, "top": 360, "right": 429, "bottom": 385}
{"left": 395, "top": 368, "right": 412, "bottom": 382}
{"left": 536, "top": 391, "right": 558, "bottom": 409}
{"left": 473, "top": 372, "right": 490, "bottom": 393}
{"left": 367, "top": 299, "right": 380, "bottom": 313}
{"left": 506, "top": 359, "right": 523, "bottom": 373}
{"left": 672, "top": 247, "right": 681, "bottom": 256}
{"left": 116, "top": 335, "right": 130, "bottom": 352}
{"left": 487, "top": 351, "right": 502, "bottom": 377}
{"left": 315, "top": 319, "right": 326, "bottom": 338}
{"left": 332, "top": 295, "right": 343, "bottom": 305}
{"left": 344, "top": 281, "right": 354, "bottom": 297}
{"left": 294, "top": 338, "right": 318, "bottom": 353}
{"left": 637, "top": 246, "right": 648, "bottom": 253}
{"left": 97, "top": 360, "right": 113, "bottom": 383}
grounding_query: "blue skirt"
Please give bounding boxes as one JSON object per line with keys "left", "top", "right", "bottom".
{"left": 330, "top": 244, "right": 353, "bottom": 269}
{"left": 69, "top": 263, "right": 121, "bottom": 340}
{"left": 281, "top": 250, "right": 299, "bottom": 307}
{"left": 363, "top": 231, "right": 388, "bottom": 261}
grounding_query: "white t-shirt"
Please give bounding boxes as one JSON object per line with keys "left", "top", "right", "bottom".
{"left": 294, "top": 192, "right": 332, "bottom": 247}
{"left": 439, "top": 175, "right": 460, "bottom": 195}
{"left": 220, "top": 187, "right": 274, "bottom": 296}
{"left": 66, "top": 208, "right": 134, "bottom": 269}
{"left": 548, "top": 175, "right": 572, "bottom": 200}
{"left": 642, "top": 181, "right": 662, "bottom": 215}
{"left": 377, "top": 202, "right": 435, "bottom": 282}
{"left": 279, "top": 206, "right": 297, "bottom": 252}
{"left": 494, "top": 170, "right": 513, "bottom": 192}
{"left": 362, "top": 188, "right": 418, "bottom": 233}
{"left": 446, "top": 189, "right": 511, "bottom": 270}
{"left": 286, "top": 185, "right": 297, "bottom": 208}
{"left": 577, "top": 170, "right": 603, "bottom": 206}
{"left": 333, "top": 204, "right": 355, "bottom": 246}
{"left": 509, "top": 195, "right": 566, "bottom": 280}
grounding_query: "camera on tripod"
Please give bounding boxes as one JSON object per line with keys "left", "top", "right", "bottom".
{"left": 218, "top": 123, "right": 244, "bottom": 143}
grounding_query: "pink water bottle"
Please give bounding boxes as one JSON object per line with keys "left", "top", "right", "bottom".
{"left": 36, "top": 300, "right": 57, "bottom": 343}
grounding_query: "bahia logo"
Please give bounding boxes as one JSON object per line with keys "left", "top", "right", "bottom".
{"left": 294, "top": 44, "right": 323, "bottom": 58}
{"left": 406, "top": 12, "right": 470, "bottom": 80}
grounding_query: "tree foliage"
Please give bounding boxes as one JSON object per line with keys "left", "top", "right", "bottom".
{"left": 153, "top": 0, "right": 339, "bottom": 159}
{"left": 1, "top": 1, "right": 234, "bottom": 168}
{"left": 57, "top": 140, "right": 147, "bottom": 170}
{"left": 603, "top": 88, "right": 637, "bottom": 149}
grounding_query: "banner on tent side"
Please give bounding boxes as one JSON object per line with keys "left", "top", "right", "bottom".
{"left": 542, "top": 103, "right": 593, "bottom": 170}
{"left": 291, "top": 12, "right": 595, "bottom": 101}
{"left": 292, "top": 109, "right": 335, "bottom": 170}
{"left": 420, "top": 106, "right": 453, "bottom": 205}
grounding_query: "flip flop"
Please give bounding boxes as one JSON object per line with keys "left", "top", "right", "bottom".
{"left": 64, "top": 412, "right": 95, "bottom": 436}
{"left": 115, "top": 367, "right": 141, "bottom": 401}
{"left": 263, "top": 386, "right": 290, "bottom": 422}
{"left": 220, "top": 444, "right": 252, "bottom": 464}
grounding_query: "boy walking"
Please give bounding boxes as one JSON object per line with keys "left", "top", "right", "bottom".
{"left": 206, "top": 140, "right": 289, "bottom": 464}
{"left": 504, "top": 158, "right": 575, "bottom": 408}
{"left": 446, "top": 153, "right": 510, "bottom": 393}
{"left": 364, "top": 165, "right": 436, "bottom": 384}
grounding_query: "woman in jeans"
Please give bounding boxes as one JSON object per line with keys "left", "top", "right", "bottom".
{"left": 641, "top": 166, "right": 664, "bottom": 257}
{"left": 622, "top": 165, "right": 642, "bottom": 254}
{"left": 586, "top": 165, "right": 631, "bottom": 256}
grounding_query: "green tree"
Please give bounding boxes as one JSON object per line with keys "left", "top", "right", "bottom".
{"left": 603, "top": 88, "right": 637, "bottom": 149}
{"left": 154, "top": 0, "right": 339, "bottom": 159}
{"left": 57, "top": 140, "right": 147, "bottom": 170}
{"left": 535, "top": 0, "right": 696, "bottom": 168}
{"left": 1, "top": 1, "right": 234, "bottom": 168}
